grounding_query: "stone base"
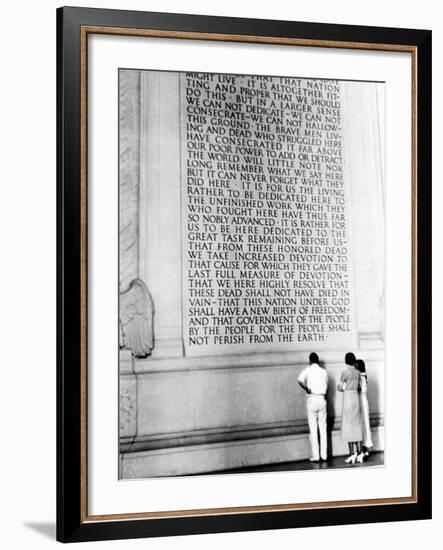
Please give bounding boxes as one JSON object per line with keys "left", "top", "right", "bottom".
{"left": 120, "top": 426, "right": 384, "bottom": 479}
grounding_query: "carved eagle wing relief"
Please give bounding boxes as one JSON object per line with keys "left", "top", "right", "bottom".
{"left": 119, "top": 279, "right": 154, "bottom": 358}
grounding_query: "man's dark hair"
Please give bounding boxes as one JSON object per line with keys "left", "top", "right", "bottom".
{"left": 345, "top": 352, "right": 356, "bottom": 366}
{"left": 309, "top": 352, "right": 319, "bottom": 364}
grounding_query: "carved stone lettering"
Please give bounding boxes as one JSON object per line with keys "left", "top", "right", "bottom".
{"left": 181, "top": 73, "right": 357, "bottom": 356}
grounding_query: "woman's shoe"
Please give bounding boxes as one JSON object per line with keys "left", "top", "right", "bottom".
{"left": 356, "top": 452, "right": 365, "bottom": 463}
{"left": 345, "top": 453, "right": 358, "bottom": 464}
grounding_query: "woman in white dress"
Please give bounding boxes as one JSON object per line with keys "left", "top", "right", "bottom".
{"left": 356, "top": 359, "right": 373, "bottom": 457}
{"left": 337, "top": 352, "right": 363, "bottom": 464}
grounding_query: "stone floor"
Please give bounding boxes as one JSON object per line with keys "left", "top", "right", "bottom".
{"left": 195, "top": 451, "right": 384, "bottom": 476}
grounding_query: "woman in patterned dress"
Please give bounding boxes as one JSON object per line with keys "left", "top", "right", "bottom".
{"left": 337, "top": 352, "right": 364, "bottom": 464}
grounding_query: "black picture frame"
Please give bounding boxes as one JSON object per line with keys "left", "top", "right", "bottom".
{"left": 57, "top": 6, "right": 432, "bottom": 543}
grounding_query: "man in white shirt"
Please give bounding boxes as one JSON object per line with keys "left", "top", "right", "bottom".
{"left": 298, "top": 352, "right": 329, "bottom": 462}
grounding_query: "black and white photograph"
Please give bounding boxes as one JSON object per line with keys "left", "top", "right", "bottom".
{"left": 0, "top": 0, "right": 435, "bottom": 546}
{"left": 118, "top": 69, "right": 385, "bottom": 479}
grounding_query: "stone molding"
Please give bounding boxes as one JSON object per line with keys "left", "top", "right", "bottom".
{"left": 120, "top": 413, "right": 384, "bottom": 453}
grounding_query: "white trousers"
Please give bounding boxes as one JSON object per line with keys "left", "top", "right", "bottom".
{"left": 307, "top": 395, "right": 327, "bottom": 460}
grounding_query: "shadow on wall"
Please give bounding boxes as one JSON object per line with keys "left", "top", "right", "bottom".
{"left": 23, "top": 522, "right": 56, "bottom": 540}
{"left": 366, "top": 360, "right": 382, "bottom": 432}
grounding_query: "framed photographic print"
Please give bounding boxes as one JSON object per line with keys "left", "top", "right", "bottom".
{"left": 57, "top": 6, "right": 432, "bottom": 543}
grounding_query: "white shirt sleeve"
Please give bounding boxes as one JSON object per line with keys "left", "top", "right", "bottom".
{"left": 298, "top": 368, "right": 308, "bottom": 385}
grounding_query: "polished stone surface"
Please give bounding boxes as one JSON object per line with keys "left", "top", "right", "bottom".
{"left": 193, "top": 451, "right": 384, "bottom": 476}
